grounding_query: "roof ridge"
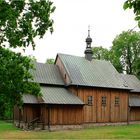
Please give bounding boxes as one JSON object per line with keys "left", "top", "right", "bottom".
{"left": 58, "top": 53, "right": 83, "bottom": 58}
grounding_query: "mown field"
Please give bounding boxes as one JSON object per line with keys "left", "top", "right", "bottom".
{"left": 0, "top": 120, "right": 140, "bottom": 139}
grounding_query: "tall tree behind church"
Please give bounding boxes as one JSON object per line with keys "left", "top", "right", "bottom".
{"left": 92, "top": 31, "right": 140, "bottom": 79}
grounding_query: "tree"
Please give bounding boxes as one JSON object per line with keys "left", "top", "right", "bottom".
{"left": 109, "top": 49, "right": 123, "bottom": 73}
{"left": 92, "top": 46, "right": 123, "bottom": 73}
{"left": 0, "top": 48, "right": 41, "bottom": 119}
{"left": 133, "top": 58, "right": 140, "bottom": 79}
{"left": 111, "top": 30, "right": 140, "bottom": 77}
{"left": 0, "top": 0, "right": 55, "bottom": 119}
{"left": 92, "top": 46, "right": 110, "bottom": 61}
{"left": 0, "top": 0, "right": 55, "bottom": 49}
{"left": 92, "top": 32, "right": 140, "bottom": 79}
{"left": 46, "top": 58, "right": 55, "bottom": 64}
{"left": 123, "top": 0, "right": 140, "bottom": 27}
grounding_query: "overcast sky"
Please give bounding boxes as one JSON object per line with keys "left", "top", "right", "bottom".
{"left": 23, "top": 0, "right": 137, "bottom": 63}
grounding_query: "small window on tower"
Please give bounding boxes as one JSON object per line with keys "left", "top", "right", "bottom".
{"left": 87, "top": 96, "right": 93, "bottom": 105}
{"left": 115, "top": 96, "right": 120, "bottom": 105}
{"left": 102, "top": 96, "right": 107, "bottom": 106}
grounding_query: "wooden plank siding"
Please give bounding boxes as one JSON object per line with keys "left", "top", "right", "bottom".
{"left": 13, "top": 106, "right": 20, "bottom": 121}
{"left": 43, "top": 105, "right": 83, "bottom": 125}
{"left": 55, "top": 56, "right": 71, "bottom": 84}
{"left": 69, "top": 86, "right": 129, "bottom": 123}
{"left": 130, "top": 93, "right": 140, "bottom": 121}
{"left": 130, "top": 108, "right": 140, "bottom": 121}
{"left": 22, "top": 105, "right": 33, "bottom": 122}
{"left": 17, "top": 104, "right": 42, "bottom": 123}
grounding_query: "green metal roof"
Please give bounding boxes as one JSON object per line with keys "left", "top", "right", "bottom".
{"left": 22, "top": 86, "right": 84, "bottom": 105}
{"left": 58, "top": 53, "right": 130, "bottom": 90}
{"left": 31, "top": 62, "right": 64, "bottom": 85}
{"left": 41, "top": 86, "right": 84, "bottom": 105}
{"left": 121, "top": 74, "right": 140, "bottom": 92}
{"left": 22, "top": 94, "right": 38, "bottom": 104}
{"left": 129, "top": 95, "right": 140, "bottom": 107}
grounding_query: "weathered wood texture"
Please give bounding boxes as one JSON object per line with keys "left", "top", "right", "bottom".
{"left": 22, "top": 104, "right": 41, "bottom": 122}
{"left": 70, "top": 86, "right": 129, "bottom": 123}
{"left": 55, "top": 56, "right": 71, "bottom": 84}
{"left": 130, "top": 93, "right": 140, "bottom": 121}
{"left": 43, "top": 105, "right": 83, "bottom": 125}
{"left": 14, "top": 104, "right": 41, "bottom": 122}
{"left": 130, "top": 108, "right": 140, "bottom": 121}
{"left": 13, "top": 106, "right": 20, "bottom": 120}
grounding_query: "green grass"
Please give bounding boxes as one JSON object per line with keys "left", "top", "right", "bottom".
{"left": 0, "top": 120, "right": 140, "bottom": 139}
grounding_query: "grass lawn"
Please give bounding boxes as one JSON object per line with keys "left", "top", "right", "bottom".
{"left": 0, "top": 120, "right": 140, "bottom": 139}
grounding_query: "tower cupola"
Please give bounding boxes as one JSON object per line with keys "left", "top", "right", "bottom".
{"left": 84, "top": 27, "right": 93, "bottom": 61}
{"left": 86, "top": 28, "right": 92, "bottom": 47}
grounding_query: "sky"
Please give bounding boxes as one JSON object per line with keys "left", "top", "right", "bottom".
{"left": 23, "top": 0, "right": 138, "bottom": 63}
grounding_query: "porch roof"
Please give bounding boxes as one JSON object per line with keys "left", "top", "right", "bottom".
{"left": 22, "top": 94, "right": 38, "bottom": 104}
{"left": 22, "top": 86, "right": 84, "bottom": 105}
{"left": 121, "top": 74, "right": 140, "bottom": 93}
{"left": 129, "top": 95, "right": 140, "bottom": 107}
{"left": 41, "top": 86, "right": 84, "bottom": 105}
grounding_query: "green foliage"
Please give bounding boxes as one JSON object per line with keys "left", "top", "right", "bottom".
{"left": 0, "top": 47, "right": 41, "bottom": 119}
{"left": 46, "top": 58, "right": 55, "bottom": 64}
{"left": 0, "top": 0, "right": 55, "bottom": 49}
{"left": 112, "top": 30, "right": 140, "bottom": 76}
{"left": 92, "top": 31, "right": 140, "bottom": 79}
{"left": 0, "top": 0, "right": 55, "bottom": 119}
{"left": 92, "top": 46, "right": 110, "bottom": 60}
{"left": 123, "top": 0, "right": 140, "bottom": 27}
{"left": 133, "top": 58, "right": 140, "bottom": 79}
{"left": 109, "top": 49, "right": 123, "bottom": 73}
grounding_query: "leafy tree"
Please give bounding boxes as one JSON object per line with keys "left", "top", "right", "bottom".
{"left": 109, "top": 49, "right": 123, "bottom": 73}
{"left": 92, "top": 46, "right": 110, "bottom": 61}
{"left": 92, "top": 46, "right": 123, "bottom": 73}
{"left": 0, "top": 47, "right": 41, "bottom": 119}
{"left": 0, "top": 0, "right": 55, "bottom": 49}
{"left": 133, "top": 58, "right": 140, "bottom": 79}
{"left": 123, "top": 0, "right": 140, "bottom": 27}
{"left": 92, "top": 32, "right": 140, "bottom": 79}
{"left": 46, "top": 58, "right": 55, "bottom": 64}
{"left": 0, "top": 0, "right": 55, "bottom": 119}
{"left": 111, "top": 30, "right": 140, "bottom": 77}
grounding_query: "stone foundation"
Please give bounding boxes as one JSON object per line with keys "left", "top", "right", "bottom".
{"left": 45, "top": 124, "right": 83, "bottom": 131}
{"left": 14, "top": 121, "right": 140, "bottom": 131}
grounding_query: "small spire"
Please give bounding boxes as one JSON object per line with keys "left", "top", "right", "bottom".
{"left": 86, "top": 26, "right": 92, "bottom": 46}
{"left": 88, "top": 25, "right": 90, "bottom": 37}
{"left": 84, "top": 26, "right": 93, "bottom": 61}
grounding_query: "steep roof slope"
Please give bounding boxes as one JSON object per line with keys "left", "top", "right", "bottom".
{"left": 121, "top": 74, "right": 140, "bottom": 92}
{"left": 31, "top": 62, "right": 64, "bottom": 85}
{"left": 58, "top": 53, "right": 130, "bottom": 90}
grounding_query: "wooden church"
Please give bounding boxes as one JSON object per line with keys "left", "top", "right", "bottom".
{"left": 13, "top": 30, "right": 140, "bottom": 130}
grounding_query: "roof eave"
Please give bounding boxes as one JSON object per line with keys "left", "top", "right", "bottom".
{"left": 68, "top": 83, "right": 132, "bottom": 90}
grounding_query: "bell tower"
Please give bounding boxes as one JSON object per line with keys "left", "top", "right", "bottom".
{"left": 84, "top": 26, "right": 93, "bottom": 61}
